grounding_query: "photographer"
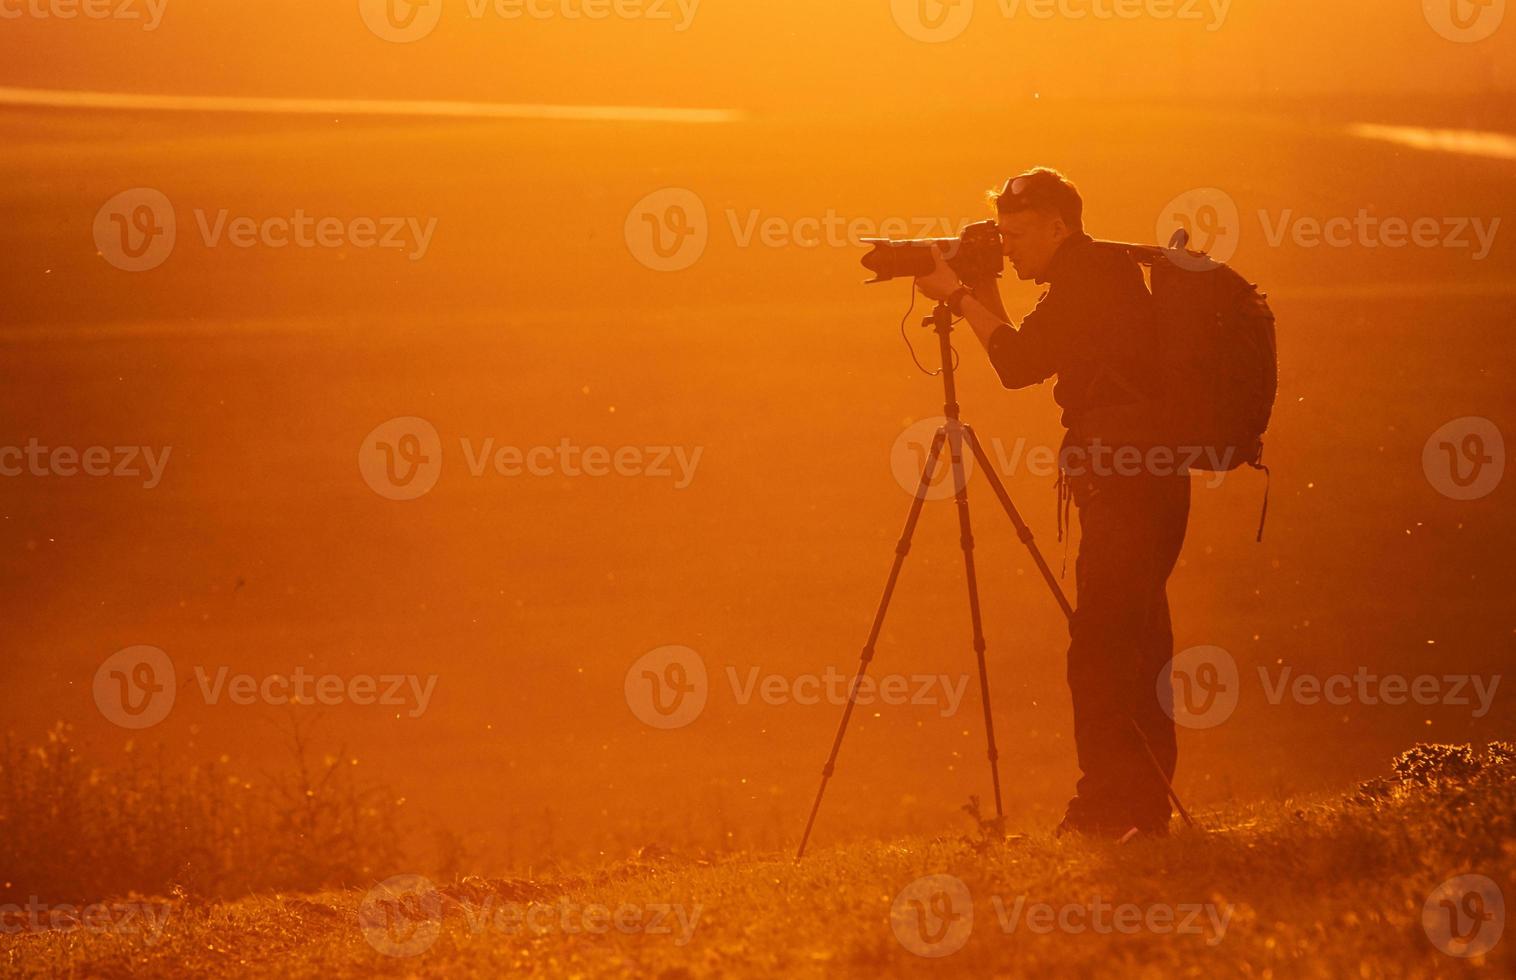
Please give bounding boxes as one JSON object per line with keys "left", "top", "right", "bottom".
{"left": 914, "top": 168, "right": 1191, "bottom": 839}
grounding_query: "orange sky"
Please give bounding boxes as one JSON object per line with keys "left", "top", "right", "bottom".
{"left": 0, "top": 0, "right": 1511, "bottom": 110}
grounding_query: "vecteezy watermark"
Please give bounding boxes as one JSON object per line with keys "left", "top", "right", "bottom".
{"left": 1423, "top": 0, "right": 1506, "bottom": 43}
{"left": 1423, "top": 416, "right": 1505, "bottom": 501}
{"left": 358, "top": 874, "right": 702, "bottom": 958}
{"left": 624, "top": 188, "right": 979, "bottom": 273}
{"left": 1157, "top": 645, "right": 1503, "bottom": 731}
{"left": 889, "top": 874, "right": 1234, "bottom": 958}
{"left": 0, "top": 0, "right": 168, "bottom": 30}
{"left": 1157, "top": 187, "right": 1502, "bottom": 264}
{"left": 724, "top": 210, "right": 967, "bottom": 252}
{"left": 94, "top": 188, "right": 438, "bottom": 272}
{"left": 890, "top": 418, "right": 1237, "bottom": 502}
{"left": 892, "top": 875, "right": 975, "bottom": 957}
{"left": 92, "top": 646, "right": 439, "bottom": 729}
{"left": 0, "top": 439, "right": 170, "bottom": 489}
{"left": 1423, "top": 874, "right": 1506, "bottom": 957}
{"left": 1258, "top": 210, "right": 1500, "bottom": 260}
{"left": 359, "top": 0, "right": 701, "bottom": 43}
{"left": 995, "top": 0, "right": 1230, "bottom": 30}
{"left": 358, "top": 416, "right": 703, "bottom": 501}
{"left": 625, "top": 645, "right": 709, "bottom": 729}
{"left": 93, "top": 188, "right": 176, "bottom": 272}
{"left": 991, "top": 894, "right": 1234, "bottom": 947}
{"left": 0, "top": 897, "right": 172, "bottom": 945}
{"left": 624, "top": 188, "right": 709, "bottom": 272}
{"left": 1158, "top": 187, "right": 1242, "bottom": 268}
{"left": 1158, "top": 645, "right": 1241, "bottom": 730}
{"left": 725, "top": 666, "right": 970, "bottom": 717}
{"left": 360, "top": 875, "right": 444, "bottom": 957}
{"left": 1258, "top": 666, "right": 1500, "bottom": 719}
{"left": 890, "top": 0, "right": 1230, "bottom": 43}
{"left": 890, "top": 0, "right": 974, "bottom": 43}
{"left": 624, "top": 645, "right": 973, "bottom": 729}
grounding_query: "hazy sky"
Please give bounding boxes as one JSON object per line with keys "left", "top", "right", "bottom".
{"left": 0, "top": 1, "right": 1510, "bottom": 110}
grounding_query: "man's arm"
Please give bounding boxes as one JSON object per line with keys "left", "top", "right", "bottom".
{"left": 915, "top": 246, "right": 1057, "bottom": 390}
{"left": 959, "top": 286, "right": 1011, "bottom": 351}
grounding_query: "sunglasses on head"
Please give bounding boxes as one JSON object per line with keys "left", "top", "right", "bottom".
{"left": 999, "top": 175, "right": 1047, "bottom": 204}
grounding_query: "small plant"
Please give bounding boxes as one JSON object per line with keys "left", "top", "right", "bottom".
{"left": 959, "top": 794, "right": 1008, "bottom": 851}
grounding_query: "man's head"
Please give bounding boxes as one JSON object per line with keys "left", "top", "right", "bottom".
{"left": 991, "top": 168, "right": 1084, "bottom": 281}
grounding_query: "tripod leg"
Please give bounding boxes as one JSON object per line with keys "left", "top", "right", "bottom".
{"left": 963, "top": 424, "right": 1199, "bottom": 830}
{"left": 795, "top": 426, "right": 948, "bottom": 861}
{"left": 1128, "top": 718, "right": 1196, "bottom": 829}
{"left": 946, "top": 422, "right": 1005, "bottom": 822}
{"left": 963, "top": 424, "right": 1073, "bottom": 620}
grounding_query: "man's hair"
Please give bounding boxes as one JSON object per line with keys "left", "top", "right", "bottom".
{"left": 990, "top": 167, "right": 1084, "bottom": 234}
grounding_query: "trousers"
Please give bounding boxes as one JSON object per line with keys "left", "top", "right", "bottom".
{"left": 1062, "top": 468, "right": 1191, "bottom": 833}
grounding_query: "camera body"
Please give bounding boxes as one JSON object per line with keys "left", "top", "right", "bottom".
{"left": 860, "top": 219, "right": 1004, "bottom": 285}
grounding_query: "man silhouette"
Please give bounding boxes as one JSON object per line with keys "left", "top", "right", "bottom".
{"left": 915, "top": 167, "right": 1190, "bottom": 838}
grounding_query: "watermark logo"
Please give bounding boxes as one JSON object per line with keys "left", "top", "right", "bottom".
{"left": 95, "top": 190, "right": 437, "bottom": 270}
{"left": 625, "top": 645, "right": 708, "bottom": 729}
{"left": 1159, "top": 645, "right": 1239, "bottom": 730}
{"left": 94, "top": 188, "right": 176, "bottom": 272}
{"left": 361, "top": 875, "right": 702, "bottom": 955}
{"left": 630, "top": 198, "right": 986, "bottom": 270}
{"left": 891, "top": 418, "right": 970, "bottom": 500}
{"left": 891, "top": 0, "right": 975, "bottom": 43}
{"left": 1158, "top": 187, "right": 1240, "bottom": 269}
{"left": 625, "top": 188, "right": 708, "bottom": 272}
{"left": 360, "top": 875, "right": 444, "bottom": 957}
{"left": 92, "top": 645, "right": 176, "bottom": 730}
{"left": 360, "top": 417, "right": 444, "bottom": 501}
{"left": 625, "top": 648, "right": 972, "bottom": 728}
{"left": 360, "top": 418, "right": 704, "bottom": 499}
{"left": 892, "top": 874, "right": 974, "bottom": 957}
{"left": 1424, "top": 0, "right": 1505, "bottom": 42}
{"left": 1424, "top": 416, "right": 1504, "bottom": 501}
{"left": 92, "top": 648, "right": 440, "bottom": 728}
{"left": 890, "top": 423, "right": 1239, "bottom": 497}
{"left": 1423, "top": 874, "right": 1505, "bottom": 957}
{"left": 359, "top": 0, "right": 444, "bottom": 42}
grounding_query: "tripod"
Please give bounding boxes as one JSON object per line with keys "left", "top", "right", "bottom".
{"left": 794, "top": 301, "right": 1192, "bottom": 861}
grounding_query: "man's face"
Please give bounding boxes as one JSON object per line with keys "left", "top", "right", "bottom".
{"left": 997, "top": 208, "right": 1070, "bottom": 281}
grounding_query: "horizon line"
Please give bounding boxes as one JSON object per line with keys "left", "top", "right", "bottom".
{"left": 0, "top": 86, "right": 746, "bottom": 124}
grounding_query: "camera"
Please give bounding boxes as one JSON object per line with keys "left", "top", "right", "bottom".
{"left": 860, "top": 219, "right": 1004, "bottom": 285}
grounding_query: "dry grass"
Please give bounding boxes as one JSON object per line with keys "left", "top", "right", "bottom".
{"left": 3, "top": 743, "right": 1512, "bottom": 977}
{"left": 0, "top": 721, "right": 403, "bottom": 904}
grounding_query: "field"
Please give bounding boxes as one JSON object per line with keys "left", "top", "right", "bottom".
{"left": 4, "top": 743, "right": 1512, "bottom": 977}
{"left": 0, "top": 51, "right": 1514, "bottom": 975}
{"left": 2, "top": 95, "right": 1513, "bottom": 859}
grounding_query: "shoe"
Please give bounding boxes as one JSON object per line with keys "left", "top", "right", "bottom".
{"left": 1055, "top": 815, "right": 1134, "bottom": 841}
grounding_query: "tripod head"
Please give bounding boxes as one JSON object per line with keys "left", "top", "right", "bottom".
{"left": 921, "top": 300, "right": 962, "bottom": 422}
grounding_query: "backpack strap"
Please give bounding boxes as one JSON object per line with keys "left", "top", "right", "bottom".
{"left": 1250, "top": 456, "right": 1271, "bottom": 543}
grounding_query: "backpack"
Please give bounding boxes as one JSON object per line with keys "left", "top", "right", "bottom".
{"left": 1085, "top": 230, "right": 1279, "bottom": 538}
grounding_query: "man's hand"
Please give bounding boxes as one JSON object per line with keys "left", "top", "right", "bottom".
{"left": 914, "top": 244, "right": 963, "bottom": 302}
